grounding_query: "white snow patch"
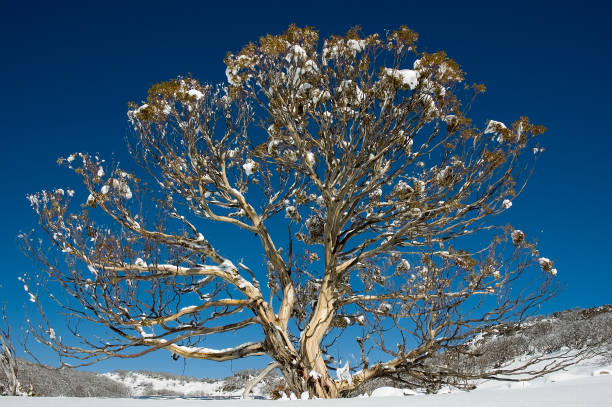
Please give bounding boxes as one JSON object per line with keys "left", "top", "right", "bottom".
{"left": 87, "top": 265, "right": 98, "bottom": 276}
{"left": 399, "top": 259, "right": 411, "bottom": 270}
{"left": 378, "top": 303, "right": 392, "bottom": 313}
{"left": 336, "top": 361, "right": 352, "bottom": 384}
{"left": 347, "top": 39, "right": 366, "bottom": 53}
{"left": 306, "top": 151, "right": 316, "bottom": 166}
{"left": 242, "top": 159, "right": 257, "bottom": 176}
{"left": 383, "top": 68, "right": 420, "bottom": 90}
{"left": 219, "top": 259, "right": 236, "bottom": 272}
{"left": 371, "top": 387, "right": 418, "bottom": 397}
{"left": 484, "top": 120, "right": 507, "bottom": 134}
{"left": 187, "top": 89, "right": 204, "bottom": 100}
{"left": 134, "top": 258, "right": 147, "bottom": 268}
{"left": 132, "top": 103, "right": 149, "bottom": 116}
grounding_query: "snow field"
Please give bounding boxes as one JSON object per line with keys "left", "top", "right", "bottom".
{"left": 3, "top": 374, "right": 612, "bottom": 407}
{"left": 2, "top": 357, "right": 611, "bottom": 406}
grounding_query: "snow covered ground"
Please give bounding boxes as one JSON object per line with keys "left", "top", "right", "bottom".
{"left": 2, "top": 358, "right": 611, "bottom": 406}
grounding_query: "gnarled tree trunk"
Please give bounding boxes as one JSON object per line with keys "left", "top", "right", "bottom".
{"left": 267, "top": 275, "right": 341, "bottom": 399}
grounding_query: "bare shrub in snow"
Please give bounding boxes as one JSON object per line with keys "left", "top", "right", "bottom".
{"left": 0, "top": 304, "right": 20, "bottom": 396}
{"left": 22, "top": 25, "right": 566, "bottom": 398}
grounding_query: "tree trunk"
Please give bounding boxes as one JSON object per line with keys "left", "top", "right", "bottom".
{"left": 272, "top": 275, "right": 341, "bottom": 398}
{"left": 264, "top": 326, "right": 340, "bottom": 398}
{"left": 277, "top": 361, "right": 339, "bottom": 398}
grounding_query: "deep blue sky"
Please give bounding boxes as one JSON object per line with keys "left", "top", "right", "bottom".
{"left": 1, "top": 0, "right": 610, "bottom": 377}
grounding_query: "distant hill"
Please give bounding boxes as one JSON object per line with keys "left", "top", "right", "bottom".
{"left": 465, "top": 304, "right": 612, "bottom": 368}
{"left": 1, "top": 358, "right": 130, "bottom": 397}
{"left": 1, "top": 359, "right": 280, "bottom": 398}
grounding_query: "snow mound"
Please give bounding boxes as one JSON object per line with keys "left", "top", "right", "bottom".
{"left": 370, "top": 386, "right": 418, "bottom": 397}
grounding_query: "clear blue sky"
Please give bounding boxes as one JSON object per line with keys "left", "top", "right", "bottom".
{"left": 1, "top": 0, "right": 610, "bottom": 377}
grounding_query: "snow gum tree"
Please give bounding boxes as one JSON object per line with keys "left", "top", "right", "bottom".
{"left": 22, "top": 25, "right": 563, "bottom": 398}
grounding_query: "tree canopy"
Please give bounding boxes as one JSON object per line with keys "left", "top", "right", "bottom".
{"left": 22, "top": 25, "right": 562, "bottom": 398}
